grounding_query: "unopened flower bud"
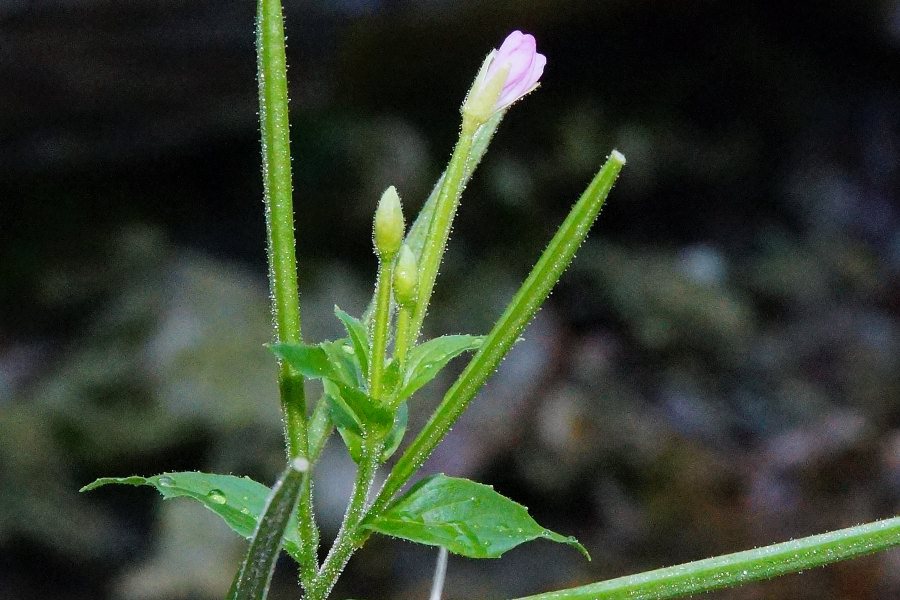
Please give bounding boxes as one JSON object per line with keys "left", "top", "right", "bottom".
{"left": 463, "top": 30, "right": 546, "bottom": 124}
{"left": 393, "top": 244, "right": 418, "bottom": 307}
{"left": 374, "top": 186, "right": 404, "bottom": 258}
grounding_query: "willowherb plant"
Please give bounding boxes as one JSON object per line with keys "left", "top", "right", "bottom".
{"left": 82, "top": 2, "right": 900, "bottom": 599}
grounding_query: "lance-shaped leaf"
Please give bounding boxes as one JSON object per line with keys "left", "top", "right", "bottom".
{"left": 227, "top": 460, "right": 307, "bottom": 600}
{"left": 81, "top": 471, "right": 303, "bottom": 563}
{"left": 363, "top": 474, "right": 588, "bottom": 559}
{"left": 335, "top": 306, "right": 369, "bottom": 379}
{"left": 307, "top": 392, "right": 334, "bottom": 463}
{"left": 392, "top": 335, "right": 484, "bottom": 404}
{"left": 320, "top": 339, "right": 365, "bottom": 388}
{"left": 381, "top": 403, "right": 409, "bottom": 460}
{"left": 270, "top": 343, "right": 333, "bottom": 379}
{"left": 271, "top": 341, "right": 363, "bottom": 389}
{"left": 324, "top": 379, "right": 403, "bottom": 464}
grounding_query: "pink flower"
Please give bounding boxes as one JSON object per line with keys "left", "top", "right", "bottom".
{"left": 486, "top": 31, "right": 547, "bottom": 110}
{"left": 464, "top": 30, "right": 546, "bottom": 123}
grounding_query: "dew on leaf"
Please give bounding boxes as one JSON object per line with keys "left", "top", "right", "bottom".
{"left": 157, "top": 476, "right": 175, "bottom": 488}
{"left": 207, "top": 489, "right": 227, "bottom": 505}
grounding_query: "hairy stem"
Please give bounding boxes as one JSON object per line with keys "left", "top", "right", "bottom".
{"left": 369, "top": 259, "right": 394, "bottom": 399}
{"left": 512, "top": 517, "right": 900, "bottom": 600}
{"left": 393, "top": 306, "right": 413, "bottom": 370}
{"left": 255, "top": 0, "right": 318, "bottom": 587}
{"left": 409, "top": 117, "right": 478, "bottom": 343}
{"left": 308, "top": 438, "right": 382, "bottom": 600}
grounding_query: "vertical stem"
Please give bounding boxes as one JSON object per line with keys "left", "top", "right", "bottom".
{"left": 256, "top": 0, "right": 319, "bottom": 587}
{"left": 409, "top": 117, "right": 478, "bottom": 343}
{"left": 393, "top": 306, "right": 412, "bottom": 368}
{"left": 369, "top": 259, "right": 394, "bottom": 399}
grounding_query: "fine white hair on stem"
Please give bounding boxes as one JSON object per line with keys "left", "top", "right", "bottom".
{"left": 428, "top": 547, "right": 449, "bottom": 600}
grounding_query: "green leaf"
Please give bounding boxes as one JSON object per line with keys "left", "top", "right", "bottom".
{"left": 320, "top": 339, "right": 365, "bottom": 389}
{"left": 325, "top": 379, "right": 392, "bottom": 430}
{"left": 324, "top": 379, "right": 363, "bottom": 435}
{"left": 364, "top": 474, "right": 588, "bottom": 559}
{"left": 81, "top": 471, "right": 303, "bottom": 563}
{"left": 270, "top": 343, "right": 333, "bottom": 379}
{"left": 335, "top": 306, "right": 369, "bottom": 379}
{"left": 394, "top": 335, "right": 484, "bottom": 403}
{"left": 324, "top": 379, "right": 396, "bottom": 464}
{"left": 381, "top": 403, "right": 408, "bottom": 461}
{"left": 307, "top": 393, "right": 334, "bottom": 463}
{"left": 272, "top": 340, "right": 365, "bottom": 390}
{"left": 512, "top": 517, "right": 900, "bottom": 600}
{"left": 227, "top": 461, "right": 306, "bottom": 600}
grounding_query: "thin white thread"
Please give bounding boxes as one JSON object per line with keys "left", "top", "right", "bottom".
{"left": 428, "top": 547, "right": 449, "bottom": 600}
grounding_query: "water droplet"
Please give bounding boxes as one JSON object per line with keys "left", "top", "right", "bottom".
{"left": 207, "top": 489, "right": 227, "bottom": 504}
{"left": 240, "top": 507, "right": 251, "bottom": 515}
{"left": 157, "top": 476, "right": 175, "bottom": 487}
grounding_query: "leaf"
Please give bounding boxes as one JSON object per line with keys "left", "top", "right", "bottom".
{"left": 324, "top": 379, "right": 392, "bottom": 431}
{"left": 324, "top": 379, "right": 363, "bottom": 435}
{"left": 324, "top": 378, "right": 406, "bottom": 464}
{"left": 381, "top": 403, "right": 408, "bottom": 461}
{"left": 271, "top": 341, "right": 363, "bottom": 389}
{"left": 319, "top": 340, "right": 365, "bottom": 389}
{"left": 323, "top": 379, "right": 395, "bottom": 464}
{"left": 335, "top": 306, "right": 369, "bottom": 379}
{"left": 81, "top": 471, "right": 303, "bottom": 563}
{"left": 269, "top": 343, "right": 333, "bottom": 380}
{"left": 394, "top": 335, "right": 484, "bottom": 403}
{"left": 364, "top": 474, "right": 588, "bottom": 559}
{"left": 227, "top": 461, "right": 306, "bottom": 600}
{"left": 307, "top": 393, "right": 334, "bottom": 463}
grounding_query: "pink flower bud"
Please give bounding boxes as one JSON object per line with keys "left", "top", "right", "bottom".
{"left": 485, "top": 30, "right": 546, "bottom": 110}
{"left": 463, "top": 31, "right": 546, "bottom": 124}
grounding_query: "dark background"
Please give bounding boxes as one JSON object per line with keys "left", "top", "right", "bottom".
{"left": 2, "top": 1, "right": 899, "bottom": 598}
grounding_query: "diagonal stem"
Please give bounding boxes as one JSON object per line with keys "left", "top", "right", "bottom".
{"left": 408, "top": 117, "right": 478, "bottom": 344}
{"left": 308, "top": 437, "right": 383, "bottom": 600}
{"left": 512, "top": 517, "right": 900, "bottom": 600}
{"left": 374, "top": 151, "right": 626, "bottom": 513}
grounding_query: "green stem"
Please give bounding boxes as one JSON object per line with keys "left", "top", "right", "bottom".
{"left": 409, "top": 117, "right": 478, "bottom": 343}
{"left": 374, "top": 151, "right": 625, "bottom": 514}
{"left": 361, "top": 110, "right": 506, "bottom": 329}
{"left": 512, "top": 517, "right": 900, "bottom": 600}
{"left": 393, "top": 306, "right": 413, "bottom": 369}
{"left": 308, "top": 437, "right": 382, "bottom": 600}
{"left": 255, "top": 0, "right": 318, "bottom": 587}
{"left": 369, "top": 258, "right": 394, "bottom": 399}
{"left": 227, "top": 462, "right": 308, "bottom": 600}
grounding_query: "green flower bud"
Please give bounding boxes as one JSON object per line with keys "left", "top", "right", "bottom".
{"left": 374, "top": 185, "right": 404, "bottom": 258}
{"left": 393, "top": 244, "right": 418, "bottom": 307}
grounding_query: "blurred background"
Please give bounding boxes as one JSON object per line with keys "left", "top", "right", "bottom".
{"left": 2, "top": 1, "right": 899, "bottom": 598}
